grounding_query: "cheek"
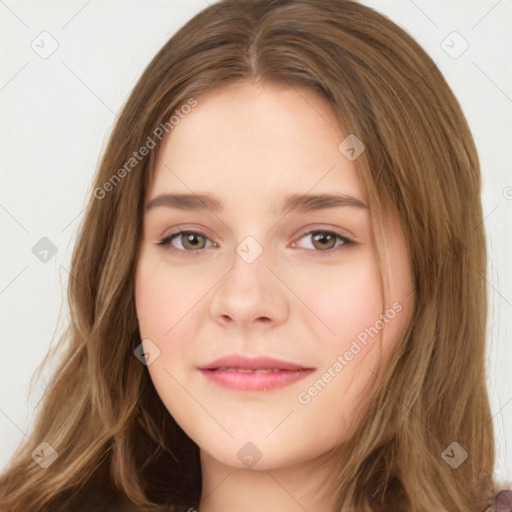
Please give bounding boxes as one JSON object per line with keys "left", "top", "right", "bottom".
{"left": 290, "top": 251, "right": 407, "bottom": 434}
{"left": 295, "top": 252, "right": 383, "bottom": 345}
{"left": 135, "top": 250, "right": 204, "bottom": 341}
{"left": 135, "top": 269, "right": 173, "bottom": 340}
{"left": 134, "top": 252, "right": 204, "bottom": 424}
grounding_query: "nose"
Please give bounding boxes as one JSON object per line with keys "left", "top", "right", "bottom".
{"left": 209, "top": 243, "right": 289, "bottom": 330}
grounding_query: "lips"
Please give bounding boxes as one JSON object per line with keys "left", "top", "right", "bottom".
{"left": 199, "top": 355, "right": 315, "bottom": 391}
{"left": 200, "top": 355, "right": 310, "bottom": 371}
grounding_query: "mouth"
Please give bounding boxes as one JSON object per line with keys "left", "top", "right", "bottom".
{"left": 199, "top": 355, "right": 315, "bottom": 391}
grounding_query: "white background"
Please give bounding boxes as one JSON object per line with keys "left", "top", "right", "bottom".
{"left": 1, "top": 0, "right": 511, "bottom": 482}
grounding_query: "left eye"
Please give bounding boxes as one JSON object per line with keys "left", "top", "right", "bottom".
{"left": 292, "top": 230, "right": 353, "bottom": 251}
{"left": 156, "top": 230, "right": 353, "bottom": 254}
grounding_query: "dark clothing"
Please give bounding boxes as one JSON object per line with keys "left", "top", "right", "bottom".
{"left": 53, "top": 461, "right": 195, "bottom": 512}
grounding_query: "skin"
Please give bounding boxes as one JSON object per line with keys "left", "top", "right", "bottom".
{"left": 134, "top": 80, "right": 414, "bottom": 512}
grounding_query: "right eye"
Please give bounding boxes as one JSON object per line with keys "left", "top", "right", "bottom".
{"left": 157, "top": 230, "right": 216, "bottom": 254}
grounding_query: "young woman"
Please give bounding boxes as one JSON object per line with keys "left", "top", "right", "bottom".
{"left": 0, "top": 0, "right": 507, "bottom": 511}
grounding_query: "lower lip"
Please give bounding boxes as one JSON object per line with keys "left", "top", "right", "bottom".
{"left": 200, "top": 368, "right": 315, "bottom": 391}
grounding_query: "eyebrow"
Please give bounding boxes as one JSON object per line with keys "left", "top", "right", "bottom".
{"left": 145, "top": 192, "right": 368, "bottom": 215}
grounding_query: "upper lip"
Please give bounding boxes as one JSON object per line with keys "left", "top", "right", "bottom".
{"left": 199, "top": 355, "right": 314, "bottom": 371}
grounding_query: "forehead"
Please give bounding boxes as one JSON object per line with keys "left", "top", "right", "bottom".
{"left": 148, "top": 81, "right": 367, "bottom": 211}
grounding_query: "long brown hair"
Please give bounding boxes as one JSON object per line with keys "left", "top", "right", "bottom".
{"left": 0, "top": 1, "right": 497, "bottom": 510}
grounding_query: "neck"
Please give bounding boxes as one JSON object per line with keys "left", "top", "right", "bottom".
{"left": 198, "top": 449, "right": 339, "bottom": 512}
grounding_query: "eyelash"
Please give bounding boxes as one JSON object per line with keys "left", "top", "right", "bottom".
{"left": 156, "top": 229, "right": 355, "bottom": 258}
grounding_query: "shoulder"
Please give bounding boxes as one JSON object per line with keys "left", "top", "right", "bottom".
{"left": 481, "top": 487, "right": 511, "bottom": 512}
{"left": 51, "top": 464, "right": 141, "bottom": 512}
{"left": 47, "top": 456, "right": 196, "bottom": 512}
{"left": 57, "top": 483, "right": 136, "bottom": 512}
{"left": 57, "top": 477, "right": 195, "bottom": 512}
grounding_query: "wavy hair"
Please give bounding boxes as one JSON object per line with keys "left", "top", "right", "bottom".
{"left": 0, "top": 1, "right": 497, "bottom": 511}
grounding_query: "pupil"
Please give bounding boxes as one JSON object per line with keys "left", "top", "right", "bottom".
{"left": 185, "top": 233, "right": 202, "bottom": 248}
{"left": 314, "top": 232, "right": 333, "bottom": 249}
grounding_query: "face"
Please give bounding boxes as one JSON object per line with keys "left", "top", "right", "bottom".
{"left": 135, "top": 81, "right": 413, "bottom": 472}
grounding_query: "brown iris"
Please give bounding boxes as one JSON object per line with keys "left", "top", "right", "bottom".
{"left": 310, "top": 231, "right": 337, "bottom": 250}
{"left": 180, "top": 232, "right": 208, "bottom": 250}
